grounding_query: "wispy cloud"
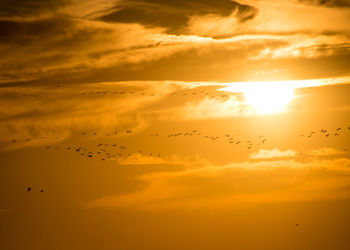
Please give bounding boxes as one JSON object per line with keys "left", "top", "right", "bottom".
{"left": 0, "top": 81, "right": 176, "bottom": 150}
{"left": 179, "top": 95, "right": 255, "bottom": 120}
{"left": 251, "top": 148, "right": 297, "bottom": 159}
{"left": 309, "top": 147, "right": 347, "bottom": 156}
{"left": 86, "top": 157, "right": 350, "bottom": 211}
{"left": 1, "top": 0, "right": 350, "bottom": 83}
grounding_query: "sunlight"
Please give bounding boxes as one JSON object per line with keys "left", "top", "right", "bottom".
{"left": 217, "top": 79, "right": 341, "bottom": 115}
{"left": 243, "top": 84, "right": 295, "bottom": 114}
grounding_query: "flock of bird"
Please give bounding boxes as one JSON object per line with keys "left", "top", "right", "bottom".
{"left": 11, "top": 84, "right": 344, "bottom": 232}
{"left": 1, "top": 128, "right": 269, "bottom": 160}
{"left": 2, "top": 82, "right": 350, "bottom": 193}
{"left": 2, "top": 125, "right": 349, "bottom": 164}
{"left": 79, "top": 88, "right": 230, "bottom": 100}
{"left": 18, "top": 124, "right": 350, "bottom": 194}
{"left": 40, "top": 129, "right": 266, "bottom": 162}
{"left": 300, "top": 127, "right": 350, "bottom": 138}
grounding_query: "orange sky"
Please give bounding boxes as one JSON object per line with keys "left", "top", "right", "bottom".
{"left": 1, "top": 1, "right": 350, "bottom": 250}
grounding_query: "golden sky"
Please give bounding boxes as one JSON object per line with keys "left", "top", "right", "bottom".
{"left": 1, "top": 1, "right": 350, "bottom": 249}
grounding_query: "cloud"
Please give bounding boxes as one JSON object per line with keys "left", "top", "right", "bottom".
{"left": 182, "top": 6, "right": 257, "bottom": 37}
{"left": 59, "top": 0, "right": 122, "bottom": 19}
{"left": 238, "top": 0, "right": 350, "bottom": 33}
{"left": 98, "top": 0, "right": 257, "bottom": 33}
{"left": 86, "top": 157, "right": 350, "bottom": 211}
{"left": 309, "top": 147, "right": 347, "bottom": 156}
{"left": 0, "top": 16, "right": 170, "bottom": 83}
{"left": 2, "top": 77, "right": 349, "bottom": 151}
{"left": 116, "top": 153, "right": 212, "bottom": 167}
{"left": 251, "top": 33, "right": 350, "bottom": 60}
{"left": 0, "top": 0, "right": 350, "bottom": 85}
{"left": 0, "top": 81, "right": 177, "bottom": 150}
{"left": 298, "top": 0, "right": 350, "bottom": 8}
{"left": 0, "top": 0, "right": 66, "bottom": 18}
{"left": 179, "top": 95, "right": 255, "bottom": 120}
{"left": 251, "top": 148, "right": 297, "bottom": 159}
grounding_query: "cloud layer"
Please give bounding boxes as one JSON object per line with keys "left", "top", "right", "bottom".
{"left": 0, "top": 0, "right": 350, "bottom": 84}
{"left": 87, "top": 157, "right": 350, "bottom": 211}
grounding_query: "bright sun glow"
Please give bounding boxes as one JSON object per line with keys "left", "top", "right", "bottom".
{"left": 220, "top": 80, "right": 302, "bottom": 115}
{"left": 243, "top": 85, "right": 295, "bottom": 114}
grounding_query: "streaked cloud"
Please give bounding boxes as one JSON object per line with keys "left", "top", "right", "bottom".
{"left": 86, "top": 158, "right": 350, "bottom": 211}
{"left": 0, "top": 81, "right": 176, "bottom": 149}
{"left": 298, "top": 0, "right": 350, "bottom": 8}
{"left": 309, "top": 147, "right": 347, "bottom": 156}
{"left": 0, "top": 0, "right": 350, "bottom": 83}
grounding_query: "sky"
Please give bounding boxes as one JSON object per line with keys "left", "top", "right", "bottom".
{"left": 1, "top": 0, "right": 350, "bottom": 249}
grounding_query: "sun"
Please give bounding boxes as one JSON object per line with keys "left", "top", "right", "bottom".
{"left": 243, "top": 84, "right": 295, "bottom": 114}
{"left": 220, "top": 81, "right": 297, "bottom": 115}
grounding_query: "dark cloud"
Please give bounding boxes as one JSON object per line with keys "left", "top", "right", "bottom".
{"left": 99, "top": 0, "right": 257, "bottom": 32}
{"left": 0, "top": 17, "right": 73, "bottom": 43}
{"left": 0, "top": 16, "right": 116, "bottom": 83}
{"left": 0, "top": 0, "right": 68, "bottom": 17}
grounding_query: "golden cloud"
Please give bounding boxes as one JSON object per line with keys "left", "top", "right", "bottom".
{"left": 86, "top": 157, "right": 350, "bottom": 211}
{"left": 251, "top": 148, "right": 297, "bottom": 159}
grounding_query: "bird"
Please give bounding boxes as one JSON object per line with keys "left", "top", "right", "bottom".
{"left": 26, "top": 187, "right": 32, "bottom": 192}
